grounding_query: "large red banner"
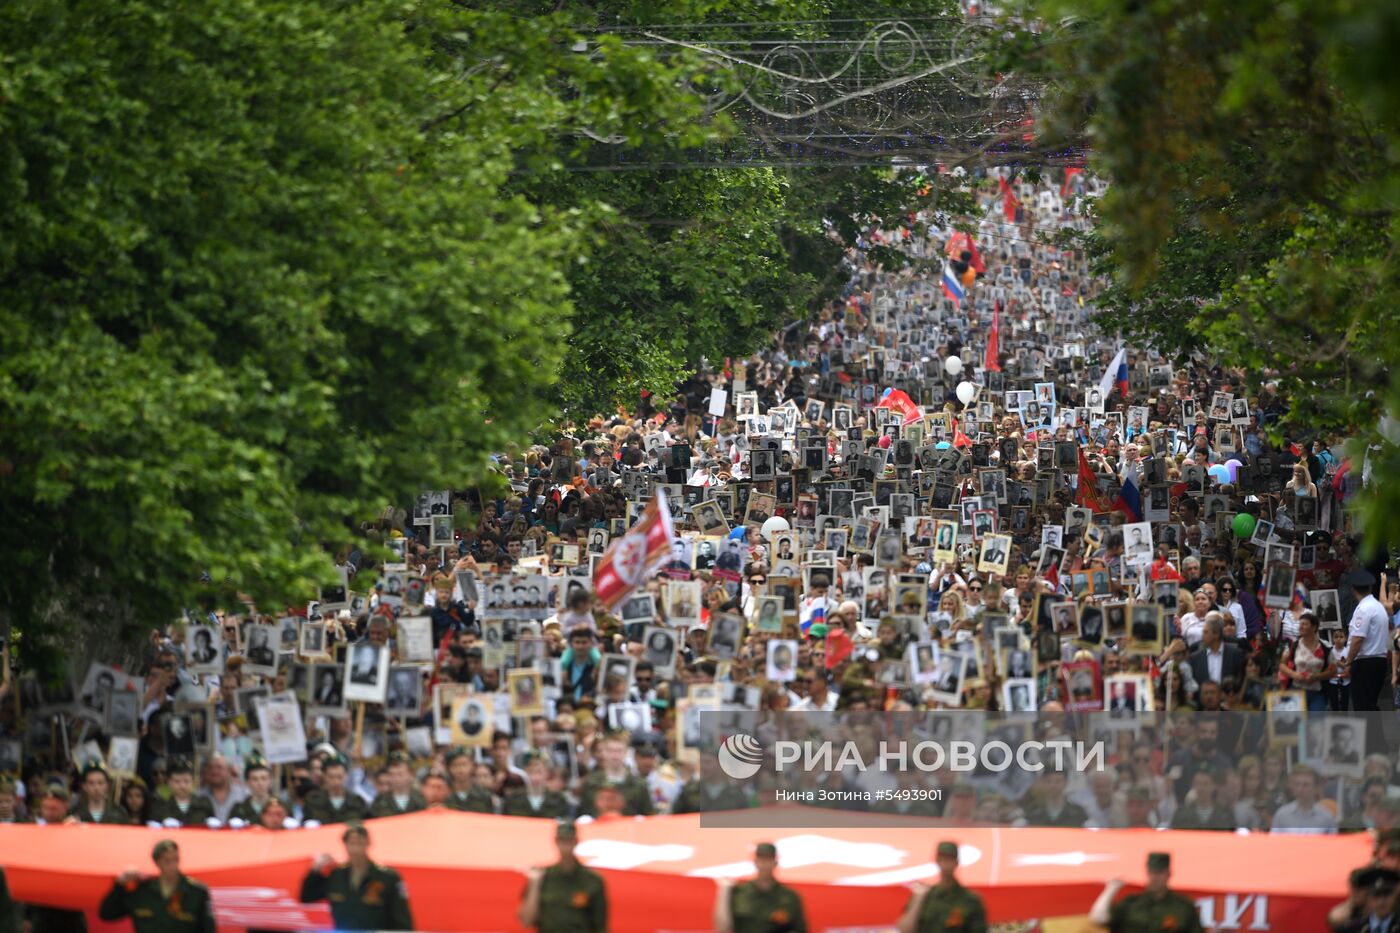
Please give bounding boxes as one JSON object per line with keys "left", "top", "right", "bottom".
{"left": 0, "top": 809, "right": 1363, "bottom": 931}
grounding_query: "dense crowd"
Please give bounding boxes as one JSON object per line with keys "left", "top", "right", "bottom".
{"left": 1, "top": 170, "right": 1397, "bottom": 862}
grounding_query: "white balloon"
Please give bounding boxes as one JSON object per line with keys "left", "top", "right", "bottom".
{"left": 944, "top": 356, "right": 963, "bottom": 376}
{"left": 956, "top": 381, "right": 977, "bottom": 405}
{"left": 761, "top": 516, "right": 791, "bottom": 542}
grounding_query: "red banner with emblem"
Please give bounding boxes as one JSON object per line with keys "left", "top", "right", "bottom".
{"left": 0, "top": 809, "right": 1362, "bottom": 933}
{"left": 591, "top": 488, "right": 675, "bottom": 611}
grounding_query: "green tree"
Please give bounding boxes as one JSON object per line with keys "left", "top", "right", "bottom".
{"left": 1006, "top": 0, "right": 1400, "bottom": 548}
{"left": 0, "top": 0, "right": 593, "bottom": 665}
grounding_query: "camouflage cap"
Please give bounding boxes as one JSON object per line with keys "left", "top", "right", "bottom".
{"left": 936, "top": 841, "right": 959, "bottom": 859}
{"left": 754, "top": 843, "right": 777, "bottom": 859}
{"left": 1147, "top": 852, "right": 1171, "bottom": 871}
{"left": 555, "top": 820, "right": 578, "bottom": 840}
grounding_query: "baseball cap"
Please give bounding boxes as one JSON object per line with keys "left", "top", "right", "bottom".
{"left": 754, "top": 842, "right": 777, "bottom": 858}
{"left": 936, "top": 841, "right": 959, "bottom": 859}
{"left": 1147, "top": 852, "right": 1171, "bottom": 871}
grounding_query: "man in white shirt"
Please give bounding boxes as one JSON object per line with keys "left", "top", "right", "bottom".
{"left": 790, "top": 669, "right": 839, "bottom": 712}
{"left": 1271, "top": 765, "right": 1337, "bottom": 835}
{"left": 1343, "top": 569, "right": 1391, "bottom": 711}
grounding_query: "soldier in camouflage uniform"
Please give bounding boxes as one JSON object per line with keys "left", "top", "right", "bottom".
{"left": 71, "top": 763, "right": 130, "bottom": 825}
{"left": 895, "top": 841, "right": 987, "bottom": 933}
{"left": 368, "top": 752, "right": 427, "bottom": 818}
{"left": 1090, "top": 852, "right": 1203, "bottom": 933}
{"left": 671, "top": 755, "right": 751, "bottom": 814}
{"left": 502, "top": 754, "right": 570, "bottom": 819}
{"left": 299, "top": 824, "right": 414, "bottom": 930}
{"left": 713, "top": 842, "right": 807, "bottom": 933}
{"left": 228, "top": 756, "right": 277, "bottom": 825}
{"left": 302, "top": 754, "right": 369, "bottom": 825}
{"left": 518, "top": 821, "right": 607, "bottom": 933}
{"left": 576, "top": 732, "right": 653, "bottom": 818}
{"left": 98, "top": 840, "right": 215, "bottom": 933}
{"left": 147, "top": 762, "right": 214, "bottom": 827}
{"left": 444, "top": 747, "right": 496, "bottom": 813}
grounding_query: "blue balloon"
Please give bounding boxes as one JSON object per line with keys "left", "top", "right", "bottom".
{"left": 936, "top": 441, "right": 952, "bottom": 449}
{"left": 1208, "top": 464, "right": 1231, "bottom": 485}
{"left": 881, "top": 387, "right": 893, "bottom": 398}
{"left": 728, "top": 526, "right": 748, "bottom": 541}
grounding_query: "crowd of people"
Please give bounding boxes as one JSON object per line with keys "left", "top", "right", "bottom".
{"left": 2, "top": 169, "right": 1399, "bottom": 928}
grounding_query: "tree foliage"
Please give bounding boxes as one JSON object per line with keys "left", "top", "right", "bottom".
{"left": 1006, "top": 0, "right": 1400, "bottom": 549}
{"left": 0, "top": 0, "right": 957, "bottom": 666}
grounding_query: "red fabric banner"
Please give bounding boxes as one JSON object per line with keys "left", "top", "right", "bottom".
{"left": 0, "top": 810, "right": 1363, "bottom": 932}
{"left": 591, "top": 489, "right": 675, "bottom": 611}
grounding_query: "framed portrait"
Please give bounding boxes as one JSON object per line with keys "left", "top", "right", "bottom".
{"left": 433, "top": 682, "right": 470, "bottom": 746}
{"left": 1127, "top": 603, "right": 1163, "bottom": 654}
{"left": 1001, "top": 678, "right": 1036, "bottom": 714}
{"left": 384, "top": 666, "right": 424, "bottom": 718}
{"left": 308, "top": 663, "right": 348, "bottom": 717}
{"left": 395, "top": 616, "right": 434, "bottom": 664}
{"left": 507, "top": 668, "right": 545, "bottom": 717}
{"left": 185, "top": 626, "right": 224, "bottom": 676}
{"left": 106, "top": 735, "right": 139, "bottom": 778}
{"left": 1266, "top": 690, "right": 1305, "bottom": 746}
{"left": 343, "top": 643, "right": 390, "bottom": 704}
{"left": 1104, "top": 673, "right": 1153, "bottom": 725}
{"left": 1061, "top": 659, "right": 1103, "bottom": 712}
{"left": 450, "top": 694, "right": 493, "bottom": 747}
{"left": 641, "top": 626, "right": 679, "bottom": 678}
{"left": 766, "top": 639, "right": 799, "bottom": 683}
{"left": 607, "top": 702, "right": 652, "bottom": 736}
{"left": 1319, "top": 716, "right": 1366, "bottom": 779}
{"left": 298, "top": 621, "right": 331, "bottom": 661}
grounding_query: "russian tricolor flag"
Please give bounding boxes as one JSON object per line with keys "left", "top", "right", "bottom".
{"left": 1113, "top": 464, "right": 1143, "bottom": 522}
{"left": 1100, "top": 346, "right": 1128, "bottom": 400}
{"left": 800, "top": 597, "right": 826, "bottom": 637}
{"left": 941, "top": 262, "right": 966, "bottom": 306}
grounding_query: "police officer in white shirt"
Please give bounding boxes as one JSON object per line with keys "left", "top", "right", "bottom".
{"left": 1343, "top": 569, "right": 1391, "bottom": 712}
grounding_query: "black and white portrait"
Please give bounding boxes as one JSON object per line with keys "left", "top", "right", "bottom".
{"left": 343, "top": 644, "right": 389, "bottom": 704}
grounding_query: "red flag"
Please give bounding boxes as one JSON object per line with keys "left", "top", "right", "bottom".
{"left": 825, "top": 627, "right": 854, "bottom": 670}
{"left": 1060, "top": 167, "right": 1084, "bottom": 199}
{"left": 965, "top": 235, "right": 985, "bottom": 274}
{"left": 876, "top": 389, "right": 922, "bottom": 425}
{"left": 998, "top": 176, "right": 1020, "bottom": 223}
{"left": 944, "top": 232, "right": 985, "bottom": 275}
{"left": 592, "top": 490, "right": 676, "bottom": 611}
{"left": 1075, "top": 448, "right": 1106, "bottom": 511}
{"left": 985, "top": 300, "right": 1001, "bottom": 372}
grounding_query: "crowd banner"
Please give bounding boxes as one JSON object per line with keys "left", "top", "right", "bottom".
{"left": 0, "top": 808, "right": 1366, "bottom": 931}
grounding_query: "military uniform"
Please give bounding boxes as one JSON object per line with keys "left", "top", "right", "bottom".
{"left": 368, "top": 790, "right": 427, "bottom": 819}
{"left": 444, "top": 787, "right": 496, "bottom": 813}
{"left": 533, "top": 863, "right": 607, "bottom": 933}
{"left": 98, "top": 875, "right": 216, "bottom": 933}
{"left": 72, "top": 803, "right": 132, "bottom": 825}
{"left": 670, "top": 780, "right": 751, "bottom": 815}
{"left": 729, "top": 879, "right": 807, "bottom": 933}
{"left": 302, "top": 789, "right": 369, "bottom": 824}
{"left": 1107, "top": 890, "right": 1203, "bottom": 933}
{"left": 1, "top": 868, "right": 20, "bottom": 933}
{"left": 576, "top": 771, "right": 653, "bottom": 817}
{"left": 910, "top": 880, "right": 988, "bottom": 933}
{"left": 502, "top": 789, "right": 570, "bottom": 819}
{"left": 228, "top": 796, "right": 276, "bottom": 825}
{"left": 147, "top": 796, "right": 216, "bottom": 827}
{"left": 1167, "top": 804, "right": 1235, "bottom": 831}
{"left": 299, "top": 862, "right": 414, "bottom": 931}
